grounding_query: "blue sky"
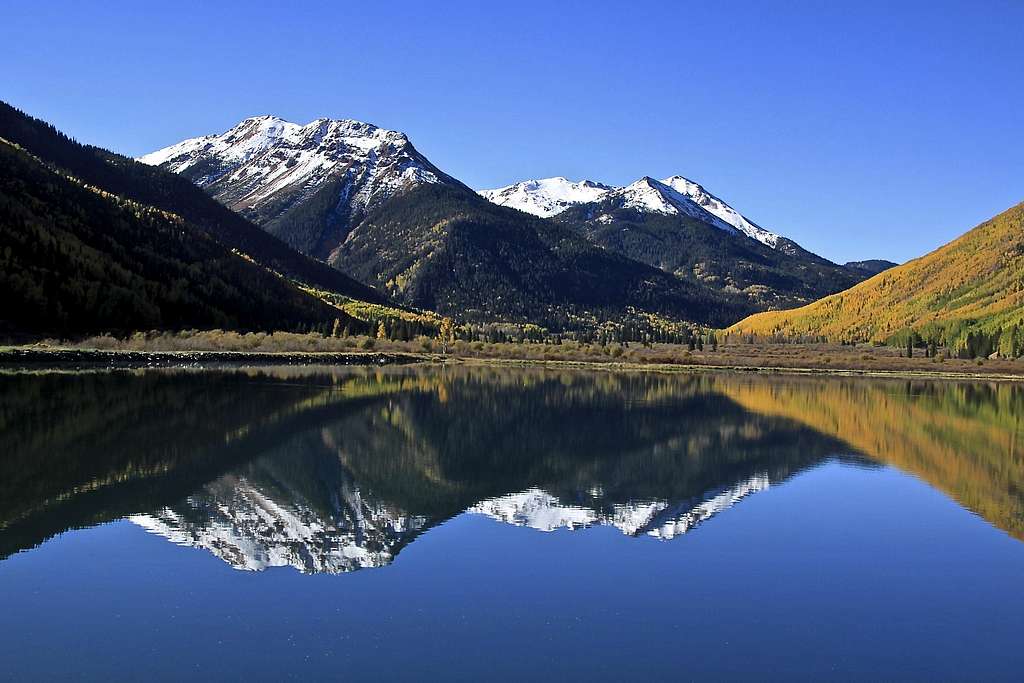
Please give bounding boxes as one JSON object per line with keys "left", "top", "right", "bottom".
{"left": 3, "top": 0, "right": 1022, "bottom": 263}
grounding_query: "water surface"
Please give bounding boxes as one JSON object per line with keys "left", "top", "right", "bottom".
{"left": 1, "top": 366, "right": 1022, "bottom": 680}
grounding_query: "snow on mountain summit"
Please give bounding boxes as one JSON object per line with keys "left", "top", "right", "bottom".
{"left": 611, "top": 177, "right": 737, "bottom": 233}
{"left": 469, "top": 474, "right": 771, "bottom": 540}
{"left": 659, "top": 175, "right": 781, "bottom": 248}
{"left": 479, "top": 173, "right": 783, "bottom": 248}
{"left": 138, "top": 114, "right": 448, "bottom": 258}
{"left": 139, "top": 115, "right": 429, "bottom": 182}
{"left": 478, "top": 177, "right": 612, "bottom": 217}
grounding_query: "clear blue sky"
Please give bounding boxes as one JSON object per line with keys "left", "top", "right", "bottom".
{"left": 3, "top": 0, "right": 1022, "bottom": 263}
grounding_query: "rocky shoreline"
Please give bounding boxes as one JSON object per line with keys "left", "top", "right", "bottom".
{"left": 0, "top": 347, "right": 426, "bottom": 371}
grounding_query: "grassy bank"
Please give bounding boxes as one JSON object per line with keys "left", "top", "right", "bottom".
{"left": 3, "top": 330, "right": 1024, "bottom": 379}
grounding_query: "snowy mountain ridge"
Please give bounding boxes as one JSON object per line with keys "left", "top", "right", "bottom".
{"left": 130, "top": 475, "right": 428, "bottom": 574}
{"left": 479, "top": 174, "right": 782, "bottom": 248}
{"left": 139, "top": 115, "right": 442, "bottom": 201}
{"left": 138, "top": 114, "right": 450, "bottom": 259}
{"left": 479, "top": 176, "right": 613, "bottom": 218}
{"left": 468, "top": 474, "right": 771, "bottom": 540}
{"left": 142, "top": 115, "right": 787, "bottom": 255}
{"left": 129, "top": 470, "right": 771, "bottom": 574}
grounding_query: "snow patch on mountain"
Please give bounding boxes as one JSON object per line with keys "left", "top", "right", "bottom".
{"left": 469, "top": 489, "right": 598, "bottom": 531}
{"left": 130, "top": 475, "right": 428, "bottom": 574}
{"left": 479, "top": 173, "right": 784, "bottom": 248}
{"left": 478, "top": 177, "right": 612, "bottom": 217}
{"left": 129, "top": 467, "right": 773, "bottom": 574}
{"left": 659, "top": 175, "right": 781, "bottom": 248}
{"left": 138, "top": 115, "right": 443, "bottom": 232}
{"left": 467, "top": 474, "right": 771, "bottom": 539}
{"left": 611, "top": 177, "right": 738, "bottom": 234}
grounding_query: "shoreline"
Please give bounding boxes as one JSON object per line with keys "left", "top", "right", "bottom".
{"left": 452, "top": 357, "right": 1024, "bottom": 382}
{"left": 2, "top": 346, "right": 1022, "bottom": 382}
{"left": 0, "top": 347, "right": 427, "bottom": 370}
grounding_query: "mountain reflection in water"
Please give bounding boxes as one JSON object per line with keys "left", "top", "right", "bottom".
{"left": 1, "top": 365, "right": 1021, "bottom": 573}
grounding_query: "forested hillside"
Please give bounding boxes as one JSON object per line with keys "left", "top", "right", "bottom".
{"left": 0, "top": 102, "right": 388, "bottom": 306}
{"left": 555, "top": 196, "right": 863, "bottom": 310}
{"left": 728, "top": 201, "right": 1024, "bottom": 357}
{"left": 331, "top": 183, "right": 752, "bottom": 328}
{"left": 0, "top": 139, "right": 356, "bottom": 336}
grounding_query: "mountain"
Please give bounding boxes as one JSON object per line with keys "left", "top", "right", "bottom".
{"left": 327, "top": 182, "right": 750, "bottom": 326}
{"left": 481, "top": 174, "right": 871, "bottom": 309}
{"left": 142, "top": 116, "right": 750, "bottom": 327}
{"left": 480, "top": 174, "right": 784, "bottom": 248}
{"left": 728, "top": 201, "right": 1024, "bottom": 354}
{"left": 140, "top": 115, "right": 878, "bottom": 324}
{"left": 0, "top": 102, "right": 386, "bottom": 308}
{"left": 0, "top": 137, "right": 352, "bottom": 336}
{"left": 479, "top": 177, "right": 613, "bottom": 218}
{"left": 139, "top": 115, "right": 463, "bottom": 262}
{"left": 844, "top": 259, "right": 898, "bottom": 276}
{"left": 553, "top": 177, "right": 864, "bottom": 309}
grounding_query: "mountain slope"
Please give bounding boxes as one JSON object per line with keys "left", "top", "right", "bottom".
{"left": 0, "top": 138, "right": 348, "bottom": 336}
{"left": 555, "top": 177, "right": 863, "bottom": 309}
{"left": 659, "top": 175, "right": 782, "bottom": 248}
{"left": 727, "top": 201, "right": 1024, "bottom": 349}
{"left": 0, "top": 102, "right": 386, "bottom": 305}
{"left": 139, "top": 115, "right": 463, "bottom": 262}
{"left": 142, "top": 117, "right": 751, "bottom": 327}
{"left": 330, "top": 183, "right": 750, "bottom": 326}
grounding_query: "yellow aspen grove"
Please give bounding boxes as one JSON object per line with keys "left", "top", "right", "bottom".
{"left": 438, "top": 317, "right": 455, "bottom": 353}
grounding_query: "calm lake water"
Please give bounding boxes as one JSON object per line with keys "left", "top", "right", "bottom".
{"left": 1, "top": 365, "right": 1022, "bottom": 681}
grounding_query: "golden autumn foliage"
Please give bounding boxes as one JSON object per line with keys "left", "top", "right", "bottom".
{"left": 727, "top": 201, "right": 1024, "bottom": 346}
{"left": 717, "top": 376, "right": 1024, "bottom": 540}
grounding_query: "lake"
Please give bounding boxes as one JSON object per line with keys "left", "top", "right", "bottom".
{"left": 1, "top": 365, "right": 1022, "bottom": 681}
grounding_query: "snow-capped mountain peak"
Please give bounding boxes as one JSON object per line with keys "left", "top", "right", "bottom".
{"left": 138, "top": 114, "right": 448, "bottom": 258}
{"left": 478, "top": 176, "right": 613, "bottom": 218}
{"left": 616, "top": 176, "right": 678, "bottom": 214}
{"left": 468, "top": 474, "right": 771, "bottom": 540}
{"left": 659, "top": 175, "right": 781, "bottom": 248}
{"left": 131, "top": 474, "right": 428, "bottom": 574}
{"left": 478, "top": 172, "right": 784, "bottom": 248}
{"left": 139, "top": 115, "right": 433, "bottom": 185}
{"left": 610, "top": 176, "right": 738, "bottom": 233}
